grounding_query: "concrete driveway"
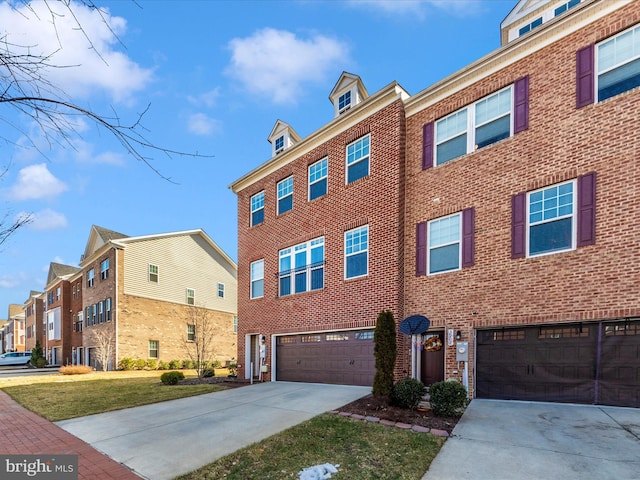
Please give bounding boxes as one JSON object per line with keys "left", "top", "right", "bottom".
{"left": 423, "top": 399, "right": 640, "bottom": 480}
{"left": 57, "top": 381, "right": 369, "bottom": 480}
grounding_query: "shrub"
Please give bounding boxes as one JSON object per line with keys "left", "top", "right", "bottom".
{"left": 182, "top": 359, "right": 194, "bottom": 370}
{"left": 373, "top": 310, "right": 396, "bottom": 397}
{"left": 202, "top": 368, "right": 214, "bottom": 378}
{"left": 169, "top": 359, "right": 182, "bottom": 370}
{"left": 429, "top": 380, "right": 469, "bottom": 417}
{"left": 212, "top": 360, "right": 222, "bottom": 369}
{"left": 59, "top": 365, "right": 93, "bottom": 375}
{"left": 30, "top": 340, "right": 46, "bottom": 368}
{"left": 390, "top": 377, "right": 425, "bottom": 409}
{"left": 146, "top": 359, "right": 158, "bottom": 370}
{"left": 160, "top": 371, "right": 185, "bottom": 385}
{"left": 118, "top": 358, "right": 135, "bottom": 371}
{"left": 134, "top": 359, "right": 147, "bottom": 370}
{"left": 158, "top": 361, "right": 169, "bottom": 370}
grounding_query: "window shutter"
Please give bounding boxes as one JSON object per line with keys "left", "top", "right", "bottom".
{"left": 462, "top": 207, "right": 475, "bottom": 268}
{"left": 513, "top": 75, "right": 529, "bottom": 134}
{"left": 576, "top": 44, "right": 595, "bottom": 108}
{"left": 511, "top": 193, "right": 526, "bottom": 259}
{"left": 577, "top": 172, "right": 596, "bottom": 247}
{"left": 416, "top": 222, "right": 427, "bottom": 276}
{"left": 422, "top": 122, "right": 434, "bottom": 170}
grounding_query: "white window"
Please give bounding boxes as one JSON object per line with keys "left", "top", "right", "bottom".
{"left": 149, "top": 340, "right": 159, "bottom": 359}
{"left": 217, "top": 283, "right": 225, "bottom": 298}
{"left": 186, "top": 288, "right": 195, "bottom": 305}
{"left": 275, "top": 135, "right": 285, "bottom": 153}
{"left": 527, "top": 180, "right": 576, "bottom": 257}
{"left": 251, "top": 191, "right": 265, "bottom": 226}
{"left": 106, "top": 297, "right": 112, "bottom": 321}
{"left": 187, "top": 324, "right": 195, "bottom": 342}
{"left": 233, "top": 316, "right": 238, "bottom": 333}
{"left": 346, "top": 135, "right": 370, "bottom": 184}
{"left": 345, "top": 225, "right": 369, "bottom": 279}
{"left": 100, "top": 258, "right": 109, "bottom": 280}
{"left": 250, "top": 260, "right": 264, "bottom": 299}
{"left": 309, "top": 158, "right": 328, "bottom": 201}
{"left": 338, "top": 90, "right": 351, "bottom": 114}
{"left": 597, "top": 24, "right": 640, "bottom": 102}
{"left": 435, "top": 86, "right": 512, "bottom": 165}
{"left": 277, "top": 176, "right": 293, "bottom": 215}
{"left": 148, "top": 264, "right": 158, "bottom": 283}
{"left": 279, "top": 237, "right": 324, "bottom": 296}
{"left": 87, "top": 269, "right": 95, "bottom": 288}
{"left": 428, "top": 213, "right": 461, "bottom": 275}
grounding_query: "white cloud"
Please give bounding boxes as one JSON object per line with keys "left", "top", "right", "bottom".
{"left": 9, "top": 163, "right": 68, "bottom": 200}
{"left": 23, "top": 209, "right": 68, "bottom": 231}
{"left": 187, "top": 88, "right": 222, "bottom": 108}
{"left": 187, "top": 113, "right": 220, "bottom": 136}
{"left": 226, "top": 28, "right": 348, "bottom": 104}
{"left": 0, "top": 1, "right": 153, "bottom": 102}
{"left": 72, "top": 139, "right": 125, "bottom": 166}
{"left": 0, "top": 274, "right": 21, "bottom": 289}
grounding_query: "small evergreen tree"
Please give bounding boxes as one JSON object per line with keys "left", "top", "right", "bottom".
{"left": 30, "top": 340, "right": 46, "bottom": 368}
{"left": 373, "top": 310, "right": 397, "bottom": 397}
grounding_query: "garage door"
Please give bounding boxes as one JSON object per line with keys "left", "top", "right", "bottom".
{"left": 276, "top": 330, "right": 374, "bottom": 386}
{"left": 476, "top": 320, "right": 640, "bottom": 407}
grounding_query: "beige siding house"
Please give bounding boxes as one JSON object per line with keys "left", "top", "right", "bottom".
{"left": 80, "top": 225, "right": 237, "bottom": 369}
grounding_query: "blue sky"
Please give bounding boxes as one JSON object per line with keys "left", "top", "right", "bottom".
{"left": 0, "top": 0, "right": 512, "bottom": 314}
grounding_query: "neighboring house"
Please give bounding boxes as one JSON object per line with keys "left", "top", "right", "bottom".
{"left": 230, "top": 72, "right": 410, "bottom": 385}
{"left": 405, "top": 0, "right": 640, "bottom": 407}
{"left": 231, "top": 0, "right": 640, "bottom": 408}
{"left": 0, "top": 319, "right": 8, "bottom": 353}
{"left": 79, "top": 225, "right": 237, "bottom": 370}
{"left": 4, "top": 304, "right": 26, "bottom": 352}
{"left": 43, "top": 263, "right": 82, "bottom": 366}
{"left": 24, "top": 291, "right": 44, "bottom": 352}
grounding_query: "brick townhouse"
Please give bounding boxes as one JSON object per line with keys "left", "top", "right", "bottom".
{"left": 231, "top": 0, "right": 640, "bottom": 407}
{"left": 43, "top": 263, "right": 82, "bottom": 365}
{"left": 79, "top": 225, "right": 238, "bottom": 369}
{"left": 405, "top": 0, "right": 639, "bottom": 408}
{"left": 24, "top": 291, "right": 44, "bottom": 352}
{"left": 230, "top": 72, "right": 410, "bottom": 385}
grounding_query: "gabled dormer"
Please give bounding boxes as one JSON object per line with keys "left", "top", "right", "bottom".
{"left": 268, "top": 120, "right": 301, "bottom": 157}
{"left": 501, "top": 0, "right": 583, "bottom": 45}
{"left": 81, "top": 225, "right": 128, "bottom": 262}
{"left": 329, "top": 72, "right": 369, "bottom": 118}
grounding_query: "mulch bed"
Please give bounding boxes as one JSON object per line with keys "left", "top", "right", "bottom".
{"left": 335, "top": 394, "right": 459, "bottom": 433}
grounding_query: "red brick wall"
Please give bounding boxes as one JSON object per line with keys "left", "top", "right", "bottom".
{"left": 405, "top": 3, "right": 640, "bottom": 395}
{"left": 236, "top": 99, "right": 407, "bottom": 380}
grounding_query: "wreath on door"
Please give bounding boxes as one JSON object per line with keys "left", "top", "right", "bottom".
{"left": 423, "top": 335, "right": 443, "bottom": 352}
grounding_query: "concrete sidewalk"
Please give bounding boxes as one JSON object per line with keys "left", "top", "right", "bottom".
{"left": 57, "top": 381, "right": 370, "bottom": 480}
{"left": 422, "top": 399, "right": 640, "bottom": 480}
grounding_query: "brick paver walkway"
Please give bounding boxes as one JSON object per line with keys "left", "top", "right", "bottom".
{"left": 0, "top": 390, "right": 141, "bottom": 479}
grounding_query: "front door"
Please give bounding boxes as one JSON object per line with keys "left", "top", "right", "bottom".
{"left": 421, "top": 332, "right": 445, "bottom": 386}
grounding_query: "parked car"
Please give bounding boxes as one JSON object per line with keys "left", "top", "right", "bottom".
{"left": 0, "top": 352, "right": 31, "bottom": 366}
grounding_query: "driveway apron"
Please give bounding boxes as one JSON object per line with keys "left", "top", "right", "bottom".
{"left": 422, "top": 399, "right": 640, "bottom": 480}
{"left": 56, "top": 381, "right": 370, "bottom": 480}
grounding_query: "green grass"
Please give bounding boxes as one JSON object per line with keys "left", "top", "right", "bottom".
{"left": 0, "top": 370, "right": 227, "bottom": 421}
{"left": 175, "top": 413, "right": 444, "bottom": 480}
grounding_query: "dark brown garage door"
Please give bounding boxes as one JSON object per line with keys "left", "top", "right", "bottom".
{"left": 477, "top": 320, "right": 640, "bottom": 407}
{"left": 276, "top": 330, "right": 374, "bottom": 386}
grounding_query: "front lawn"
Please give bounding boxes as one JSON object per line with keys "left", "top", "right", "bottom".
{"left": 0, "top": 370, "right": 227, "bottom": 421}
{"left": 176, "top": 413, "right": 444, "bottom": 480}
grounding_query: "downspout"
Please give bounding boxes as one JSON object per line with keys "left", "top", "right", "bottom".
{"left": 114, "top": 247, "right": 119, "bottom": 370}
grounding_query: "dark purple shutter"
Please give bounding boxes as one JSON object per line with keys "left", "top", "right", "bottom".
{"left": 511, "top": 193, "right": 526, "bottom": 259}
{"left": 416, "top": 222, "right": 427, "bottom": 276}
{"left": 577, "top": 172, "right": 596, "bottom": 246}
{"left": 422, "top": 122, "right": 434, "bottom": 170}
{"left": 576, "top": 44, "right": 595, "bottom": 108}
{"left": 462, "top": 207, "right": 475, "bottom": 268}
{"left": 513, "top": 75, "right": 529, "bottom": 134}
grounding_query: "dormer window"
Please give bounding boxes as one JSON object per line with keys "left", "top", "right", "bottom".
{"left": 518, "top": 17, "right": 542, "bottom": 37}
{"left": 338, "top": 91, "right": 351, "bottom": 114}
{"left": 275, "top": 135, "right": 285, "bottom": 154}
